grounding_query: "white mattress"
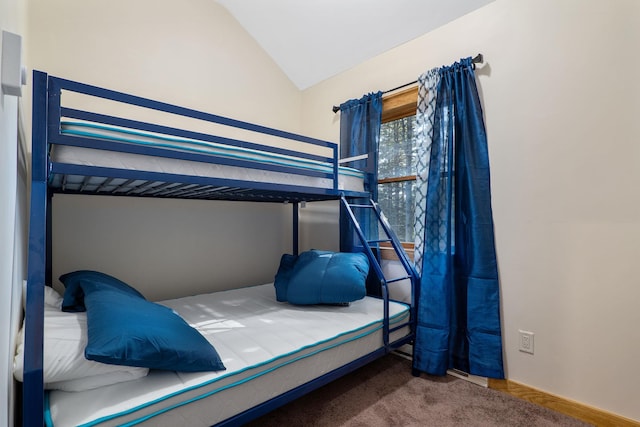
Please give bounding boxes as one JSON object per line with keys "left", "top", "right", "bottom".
{"left": 45, "top": 284, "right": 410, "bottom": 427}
{"left": 51, "top": 121, "right": 365, "bottom": 194}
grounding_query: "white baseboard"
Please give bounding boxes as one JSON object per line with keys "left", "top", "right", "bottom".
{"left": 447, "top": 368, "right": 488, "bottom": 387}
{"left": 392, "top": 345, "right": 488, "bottom": 388}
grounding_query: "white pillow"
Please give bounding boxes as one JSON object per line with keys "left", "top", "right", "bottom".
{"left": 44, "top": 285, "right": 63, "bottom": 309}
{"left": 13, "top": 303, "right": 149, "bottom": 391}
{"left": 21, "top": 280, "right": 64, "bottom": 310}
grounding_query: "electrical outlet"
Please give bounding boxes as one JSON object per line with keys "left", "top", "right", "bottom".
{"left": 518, "top": 330, "right": 534, "bottom": 354}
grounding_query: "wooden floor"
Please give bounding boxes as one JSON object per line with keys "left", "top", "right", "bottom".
{"left": 489, "top": 379, "right": 640, "bottom": 427}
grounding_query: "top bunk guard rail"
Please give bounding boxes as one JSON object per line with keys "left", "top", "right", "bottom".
{"left": 57, "top": 108, "right": 334, "bottom": 176}
{"left": 38, "top": 71, "right": 368, "bottom": 202}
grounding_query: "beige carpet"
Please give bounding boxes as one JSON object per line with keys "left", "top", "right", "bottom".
{"left": 245, "top": 354, "right": 591, "bottom": 427}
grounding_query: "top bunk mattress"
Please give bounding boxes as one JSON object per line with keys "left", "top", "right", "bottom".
{"left": 49, "top": 121, "right": 365, "bottom": 199}
{"left": 46, "top": 283, "right": 410, "bottom": 427}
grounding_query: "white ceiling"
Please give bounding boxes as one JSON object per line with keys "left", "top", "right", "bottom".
{"left": 217, "top": 0, "right": 494, "bottom": 90}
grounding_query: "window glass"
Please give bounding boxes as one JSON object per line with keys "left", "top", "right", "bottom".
{"left": 378, "top": 180, "right": 416, "bottom": 242}
{"left": 378, "top": 116, "right": 417, "bottom": 180}
{"left": 377, "top": 115, "right": 417, "bottom": 242}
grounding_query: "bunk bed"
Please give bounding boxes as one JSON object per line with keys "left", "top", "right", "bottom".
{"left": 20, "top": 71, "right": 418, "bottom": 427}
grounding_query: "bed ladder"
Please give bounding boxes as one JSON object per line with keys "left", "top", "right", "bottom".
{"left": 340, "top": 196, "right": 418, "bottom": 350}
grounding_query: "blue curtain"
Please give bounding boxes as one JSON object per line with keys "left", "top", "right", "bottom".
{"left": 339, "top": 92, "right": 383, "bottom": 252}
{"left": 413, "top": 58, "right": 504, "bottom": 378}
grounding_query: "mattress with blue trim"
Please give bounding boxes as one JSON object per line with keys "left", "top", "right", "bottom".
{"left": 46, "top": 283, "right": 410, "bottom": 427}
{"left": 50, "top": 121, "right": 365, "bottom": 194}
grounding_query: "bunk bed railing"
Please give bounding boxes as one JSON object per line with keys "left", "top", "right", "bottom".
{"left": 44, "top": 73, "right": 345, "bottom": 196}
{"left": 48, "top": 75, "right": 338, "bottom": 155}
{"left": 23, "top": 70, "right": 49, "bottom": 427}
{"left": 57, "top": 108, "right": 335, "bottom": 179}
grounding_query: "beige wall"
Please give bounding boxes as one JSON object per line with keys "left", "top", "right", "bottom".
{"left": 26, "top": 0, "right": 301, "bottom": 130}
{"left": 301, "top": 0, "right": 640, "bottom": 422}
{"left": 51, "top": 195, "right": 293, "bottom": 300}
{"left": 25, "top": 0, "right": 307, "bottom": 298}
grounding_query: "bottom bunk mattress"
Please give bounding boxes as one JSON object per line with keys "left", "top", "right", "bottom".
{"left": 45, "top": 283, "right": 410, "bottom": 427}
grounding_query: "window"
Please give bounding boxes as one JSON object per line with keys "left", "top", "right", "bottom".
{"left": 377, "top": 87, "right": 418, "bottom": 259}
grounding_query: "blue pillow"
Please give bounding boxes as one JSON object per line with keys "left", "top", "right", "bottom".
{"left": 274, "top": 253, "right": 297, "bottom": 302}
{"left": 60, "top": 270, "right": 146, "bottom": 312}
{"left": 59, "top": 271, "right": 225, "bottom": 372}
{"left": 81, "top": 281, "right": 225, "bottom": 372}
{"left": 286, "top": 250, "right": 369, "bottom": 305}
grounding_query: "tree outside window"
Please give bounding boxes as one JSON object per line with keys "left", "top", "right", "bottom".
{"left": 377, "top": 87, "right": 418, "bottom": 251}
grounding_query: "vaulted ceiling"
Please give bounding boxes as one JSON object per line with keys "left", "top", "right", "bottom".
{"left": 217, "top": 0, "right": 495, "bottom": 90}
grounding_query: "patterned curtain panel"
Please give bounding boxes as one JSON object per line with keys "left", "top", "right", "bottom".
{"left": 413, "top": 69, "right": 440, "bottom": 275}
{"left": 413, "top": 57, "right": 504, "bottom": 379}
{"left": 338, "top": 92, "right": 383, "bottom": 252}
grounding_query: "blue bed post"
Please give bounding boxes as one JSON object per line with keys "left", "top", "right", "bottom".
{"left": 292, "top": 202, "right": 299, "bottom": 256}
{"left": 23, "top": 70, "right": 49, "bottom": 427}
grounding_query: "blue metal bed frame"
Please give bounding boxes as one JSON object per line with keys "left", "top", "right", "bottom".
{"left": 23, "top": 70, "right": 417, "bottom": 427}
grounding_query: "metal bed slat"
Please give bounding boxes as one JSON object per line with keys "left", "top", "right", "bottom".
{"left": 136, "top": 181, "right": 177, "bottom": 196}
{"left": 50, "top": 163, "right": 344, "bottom": 201}
{"left": 152, "top": 183, "right": 200, "bottom": 197}
{"left": 147, "top": 183, "right": 195, "bottom": 197}
{"left": 190, "top": 187, "right": 244, "bottom": 198}
{"left": 96, "top": 177, "right": 117, "bottom": 192}
{"left": 103, "top": 177, "right": 136, "bottom": 194}
{"left": 79, "top": 175, "right": 92, "bottom": 192}
{"left": 117, "top": 179, "right": 155, "bottom": 195}
{"left": 177, "top": 185, "right": 222, "bottom": 199}
{"left": 185, "top": 187, "right": 253, "bottom": 199}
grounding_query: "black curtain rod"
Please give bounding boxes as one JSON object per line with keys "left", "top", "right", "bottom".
{"left": 332, "top": 53, "right": 483, "bottom": 113}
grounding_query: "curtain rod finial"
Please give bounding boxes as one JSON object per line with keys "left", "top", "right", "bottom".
{"left": 332, "top": 105, "right": 340, "bottom": 113}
